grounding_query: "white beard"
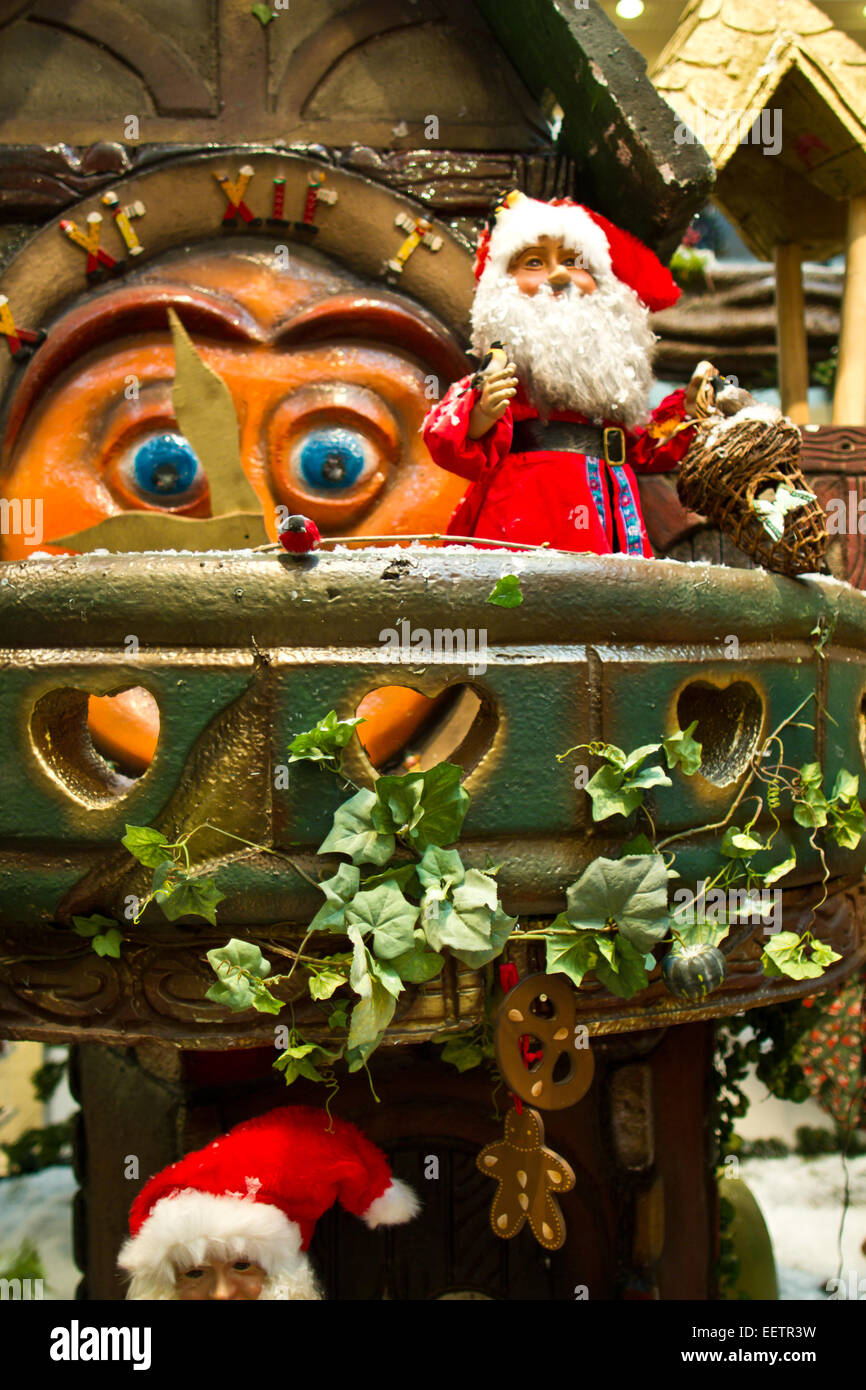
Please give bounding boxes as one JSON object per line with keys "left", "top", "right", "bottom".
{"left": 470, "top": 268, "right": 658, "bottom": 427}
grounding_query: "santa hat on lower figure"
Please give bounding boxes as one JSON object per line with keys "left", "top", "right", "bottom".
{"left": 473, "top": 189, "right": 681, "bottom": 313}
{"left": 118, "top": 1106, "right": 420, "bottom": 1300}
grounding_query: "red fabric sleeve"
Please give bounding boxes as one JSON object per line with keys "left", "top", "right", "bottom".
{"left": 422, "top": 375, "right": 514, "bottom": 483}
{"left": 627, "top": 388, "right": 697, "bottom": 476}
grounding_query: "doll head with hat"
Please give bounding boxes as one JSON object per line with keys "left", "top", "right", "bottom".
{"left": 117, "top": 1106, "right": 420, "bottom": 1300}
{"left": 470, "top": 190, "right": 680, "bottom": 426}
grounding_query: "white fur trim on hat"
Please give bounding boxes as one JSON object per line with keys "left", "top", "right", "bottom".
{"left": 484, "top": 196, "right": 612, "bottom": 281}
{"left": 118, "top": 1190, "right": 304, "bottom": 1299}
{"left": 362, "top": 1178, "right": 421, "bottom": 1228}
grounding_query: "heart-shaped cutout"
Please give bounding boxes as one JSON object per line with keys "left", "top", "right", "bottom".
{"left": 31, "top": 686, "right": 159, "bottom": 806}
{"left": 355, "top": 684, "right": 497, "bottom": 774}
{"left": 677, "top": 679, "right": 763, "bottom": 787}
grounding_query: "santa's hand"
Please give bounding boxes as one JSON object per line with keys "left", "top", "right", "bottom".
{"left": 468, "top": 364, "right": 518, "bottom": 438}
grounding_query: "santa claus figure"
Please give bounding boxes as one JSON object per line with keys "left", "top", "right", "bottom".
{"left": 422, "top": 191, "right": 701, "bottom": 555}
{"left": 117, "top": 1106, "right": 419, "bottom": 1300}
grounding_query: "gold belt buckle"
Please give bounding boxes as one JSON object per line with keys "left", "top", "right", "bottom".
{"left": 603, "top": 427, "right": 625, "bottom": 466}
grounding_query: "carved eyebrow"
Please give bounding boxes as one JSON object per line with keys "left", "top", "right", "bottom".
{"left": 273, "top": 293, "right": 468, "bottom": 382}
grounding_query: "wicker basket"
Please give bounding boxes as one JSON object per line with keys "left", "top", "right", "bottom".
{"left": 676, "top": 411, "right": 828, "bottom": 577}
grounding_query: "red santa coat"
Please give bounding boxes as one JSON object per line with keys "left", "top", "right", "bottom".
{"left": 422, "top": 378, "right": 695, "bottom": 556}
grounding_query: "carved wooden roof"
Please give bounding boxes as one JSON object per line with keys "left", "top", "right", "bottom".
{"left": 653, "top": 0, "right": 866, "bottom": 259}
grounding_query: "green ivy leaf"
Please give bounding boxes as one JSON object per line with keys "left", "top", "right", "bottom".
{"left": 122, "top": 824, "right": 172, "bottom": 868}
{"left": 828, "top": 798, "right": 866, "bottom": 850}
{"left": 157, "top": 874, "right": 225, "bottom": 925}
{"left": 761, "top": 932, "right": 825, "bottom": 980}
{"left": 206, "top": 977, "right": 256, "bottom": 1011}
{"left": 545, "top": 929, "right": 598, "bottom": 987}
{"left": 249, "top": 982, "right": 284, "bottom": 1015}
{"left": 347, "top": 924, "right": 402, "bottom": 1000}
{"left": 416, "top": 845, "right": 465, "bottom": 894}
{"left": 453, "top": 868, "right": 498, "bottom": 914}
{"left": 206, "top": 939, "right": 276, "bottom": 1011}
{"left": 390, "top": 935, "right": 445, "bottom": 983}
{"left": 345, "top": 1037, "right": 385, "bottom": 1073}
{"left": 626, "top": 765, "right": 672, "bottom": 791}
{"left": 151, "top": 859, "right": 177, "bottom": 894}
{"left": 91, "top": 928, "right": 124, "bottom": 959}
{"left": 345, "top": 881, "right": 420, "bottom": 960}
{"left": 308, "top": 864, "right": 361, "bottom": 932}
{"left": 250, "top": 3, "right": 274, "bottom": 26}
{"left": 810, "top": 939, "right": 842, "bottom": 969}
{"left": 408, "top": 763, "right": 471, "bottom": 850}
{"left": 360, "top": 863, "right": 419, "bottom": 895}
{"left": 318, "top": 787, "right": 396, "bottom": 866}
{"left": 720, "top": 826, "right": 765, "bottom": 857}
{"left": 585, "top": 764, "right": 644, "bottom": 821}
{"left": 308, "top": 969, "right": 346, "bottom": 1001}
{"left": 287, "top": 709, "right": 365, "bottom": 764}
{"left": 275, "top": 1040, "right": 342, "bottom": 1086}
{"left": 564, "top": 854, "right": 670, "bottom": 952}
{"left": 621, "top": 743, "right": 663, "bottom": 773}
{"left": 347, "top": 988, "right": 396, "bottom": 1050}
{"left": 451, "top": 906, "right": 517, "bottom": 968}
{"left": 593, "top": 935, "right": 650, "bottom": 999}
{"left": 832, "top": 769, "right": 859, "bottom": 802}
{"left": 487, "top": 574, "right": 523, "bottom": 607}
{"left": 327, "top": 1002, "right": 349, "bottom": 1030}
{"left": 72, "top": 913, "right": 117, "bottom": 939}
{"left": 372, "top": 775, "right": 424, "bottom": 835}
{"left": 799, "top": 763, "right": 823, "bottom": 789}
{"left": 440, "top": 1035, "right": 484, "bottom": 1071}
{"left": 208, "top": 938, "right": 271, "bottom": 980}
{"left": 793, "top": 798, "right": 828, "bottom": 830}
{"left": 763, "top": 849, "right": 797, "bottom": 885}
{"left": 662, "top": 721, "right": 703, "bottom": 776}
{"left": 425, "top": 899, "right": 492, "bottom": 955}
{"left": 669, "top": 916, "right": 728, "bottom": 949}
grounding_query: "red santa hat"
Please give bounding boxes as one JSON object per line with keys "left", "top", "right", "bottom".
{"left": 117, "top": 1106, "right": 419, "bottom": 1299}
{"left": 473, "top": 190, "right": 680, "bottom": 313}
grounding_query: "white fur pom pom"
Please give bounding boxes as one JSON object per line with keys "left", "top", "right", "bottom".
{"left": 362, "top": 1178, "right": 421, "bottom": 1228}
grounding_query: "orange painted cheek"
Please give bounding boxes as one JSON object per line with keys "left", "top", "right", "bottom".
{"left": 1, "top": 397, "right": 116, "bottom": 558}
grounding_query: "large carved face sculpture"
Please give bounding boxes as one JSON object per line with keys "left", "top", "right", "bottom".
{"left": 0, "top": 241, "right": 466, "bottom": 556}
{"left": 0, "top": 242, "right": 468, "bottom": 770}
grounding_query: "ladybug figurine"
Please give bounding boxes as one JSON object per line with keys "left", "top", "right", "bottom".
{"left": 278, "top": 514, "right": 321, "bottom": 555}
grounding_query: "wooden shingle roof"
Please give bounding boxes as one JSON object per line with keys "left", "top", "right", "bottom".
{"left": 653, "top": 0, "right": 866, "bottom": 259}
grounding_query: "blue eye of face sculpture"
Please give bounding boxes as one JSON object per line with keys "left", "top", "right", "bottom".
{"left": 297, "top": 428, "right": 367, "bottom": 491}
{"left": 128, "top": 433, "right": 203, "bottom": 501}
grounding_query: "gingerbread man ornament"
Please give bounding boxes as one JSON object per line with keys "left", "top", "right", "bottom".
{"left": 476, "top": 1107, "right": 575, "bottom": 1251}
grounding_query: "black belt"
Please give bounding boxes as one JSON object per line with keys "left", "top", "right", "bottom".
{"left": 512, "top": 419, "right": 626, "bottom": 465}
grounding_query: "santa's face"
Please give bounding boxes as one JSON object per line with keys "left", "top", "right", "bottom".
{"left": 507, "top": 236, "right": 598, "bottom": 298}
{"left": 174, "top": 1258, "right": 266, "bottom": 1300}
{"left": 470, "top": 235, "right": 657, "bottom": 427}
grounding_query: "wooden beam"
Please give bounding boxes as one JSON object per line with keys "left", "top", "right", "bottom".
{"left": 774, "top": 242, "right": 810, "bottom": 424}
{"left": 833, "top": 195, "right": 866, "bottom": 426}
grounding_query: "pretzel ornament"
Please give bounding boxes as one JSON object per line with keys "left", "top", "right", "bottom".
{"left": 476, "top": 1107, "right": 575, "bottom": 1250}
{"left": 495, "top": 972, "right": 594, "bottom": 1109}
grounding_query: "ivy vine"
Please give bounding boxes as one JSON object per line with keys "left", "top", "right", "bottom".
{"left": 70, "top": 694, "right": 865, "bottom": 1097}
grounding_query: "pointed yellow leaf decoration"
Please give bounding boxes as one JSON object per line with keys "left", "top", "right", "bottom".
{"left": 166, "top": 307, "right": 261, "bottom": 516}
